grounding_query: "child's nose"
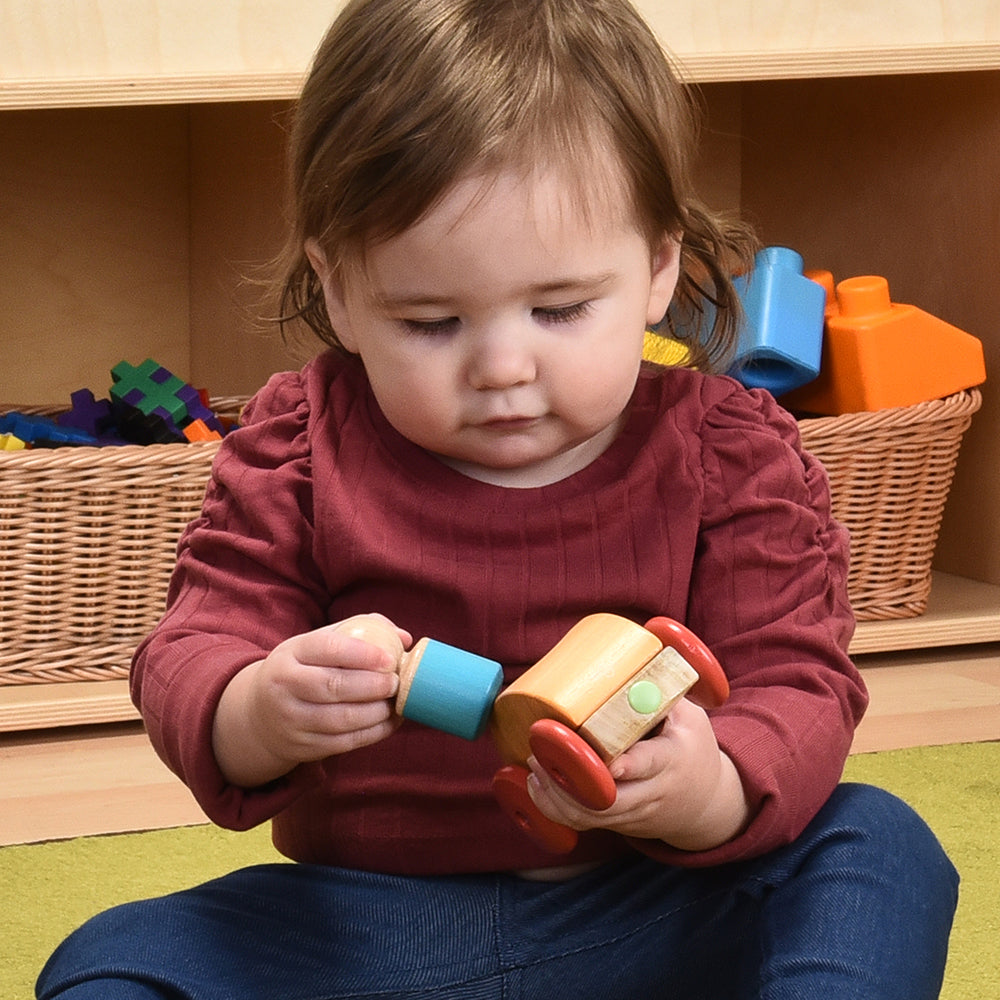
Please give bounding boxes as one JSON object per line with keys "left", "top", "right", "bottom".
{"left": 467, "top": 327, "right": 537, "bottom": 389}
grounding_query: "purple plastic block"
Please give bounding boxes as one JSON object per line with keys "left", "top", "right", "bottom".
{"left": 58, "top": 389, "right": 115, "bottom": 436}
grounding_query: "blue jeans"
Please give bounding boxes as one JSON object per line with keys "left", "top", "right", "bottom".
{"left": 37, "top": 784, "right": 958, "bottom": 999}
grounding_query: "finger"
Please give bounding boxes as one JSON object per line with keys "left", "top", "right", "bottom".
{"left": 297, "top": 711, "right": 404, "bottom": 760}
{"left": 334, "top": 714, "right": 404, "bottom": 753}
{"left": 526, "top": 759, "right": 603, "bottom": 827}
{"left": 295, "top": 661, "right": 400, "bottom": 707}
{"left": 291, "top": 623, "right": 403, "bottom": 674}
{"left": 609, "top": 736, "right": 664, "bottom": 783}
{"left": 300, "top": 692, "right": 400, "bottom": 738}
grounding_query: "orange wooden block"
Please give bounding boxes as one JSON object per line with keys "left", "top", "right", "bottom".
{"left": 784, "top": 275, "right": 985, "bottom": 414}
{"left": 490, "top": 614, "right": 729, "bottom": 851}
{"left": 491, "top": 614, "right": 663, "bottom": 766}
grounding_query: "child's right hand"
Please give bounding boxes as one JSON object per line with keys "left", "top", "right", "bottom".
{"left": 212, "top": 616, "right": 411, "bottom": 788}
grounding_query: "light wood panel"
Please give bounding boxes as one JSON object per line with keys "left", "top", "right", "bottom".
{"left": 0, "top": 1, "right": 335, "bottom": 92}
{"left": 0, "top": 722, "right": 207, "bottom": 846}
{"left": 3, "top": 643, "right": 998, "bottom": 846}
{"left": 850, "top": 573, "right": 1000, "bottom": 654}
{"left": 0, "top": 680, "right": 137, "bottom": 732}
{"left": 0, "top": 101, "right": 306, "bottom": 403}
{"left": 851, "top": 645, "right": 1000, "bottom": 753}
{"left": 0, "top": 105, "right": 191, "bottom": 402}
{"left": 188, "top": 101, "right": 315, "bottom": 395}
{"left": 3, "top": 1, "right": 1000, "bottom": 109}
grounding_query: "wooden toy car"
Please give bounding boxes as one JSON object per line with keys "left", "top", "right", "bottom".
{"left": 490, "top": 613, "right": 728, "bottom": 852}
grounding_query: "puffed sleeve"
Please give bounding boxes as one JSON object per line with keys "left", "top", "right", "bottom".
{"left": 632, "top": 384, "right": 868, "bottom": 866}
{"left": 130, "top": 369, "right": 332, "bottom": 830}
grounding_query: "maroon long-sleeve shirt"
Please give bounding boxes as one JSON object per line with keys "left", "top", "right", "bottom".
{"left": 132, "top": 350, "right": 866, "bottom": 874}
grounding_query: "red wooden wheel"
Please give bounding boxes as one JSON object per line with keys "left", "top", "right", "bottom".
{"left": 528, "top": 718, "right": 617, "bottom": 811}
{"left": 492, "top": 765, "right": 579, "bottom": 854}
{"left": 643, "top": 617, "right": 729, "bottom": 708}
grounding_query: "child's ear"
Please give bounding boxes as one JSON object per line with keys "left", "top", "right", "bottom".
{"left": 304, "top": 238, "right": 359, "bottom": 353}
{"left": 646, "top": 234, "right": 681, "bottom": 327}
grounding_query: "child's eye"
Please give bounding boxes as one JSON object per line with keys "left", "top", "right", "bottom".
{"left": 533, "top": 301, "right": 592, "bottom": 325}
{"left": 402, "top": 317, "right": 460, "bottom": 336}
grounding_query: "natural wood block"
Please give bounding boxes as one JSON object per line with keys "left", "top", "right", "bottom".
{"left": 577, "top": 646, "right": 698, "bottom": 762}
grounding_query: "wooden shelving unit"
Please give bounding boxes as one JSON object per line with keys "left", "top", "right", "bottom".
{"left": 852, "top": 573, "right": 1000, "bottom": 654}
{"left": 0, "top": 680, "right": 138, "bottom": 733}
{"left": 3, "top": 574, "right": 996, "bottom": 733}
{"left": 1, "top": 1, "right": 998, "bottom": 735}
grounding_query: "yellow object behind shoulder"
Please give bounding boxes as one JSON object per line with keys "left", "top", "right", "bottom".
{"left": 642, "top": 330, "right": 692, "bottom": 368}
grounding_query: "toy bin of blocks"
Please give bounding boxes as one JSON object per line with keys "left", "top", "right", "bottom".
{"left": 0, "top": 362, "right": 246, "bottom": 708}
{"left": 783, "top": 273, "right": 985, "bottom": 621}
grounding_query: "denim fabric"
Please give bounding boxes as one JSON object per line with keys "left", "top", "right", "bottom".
{"left": 37, "top": 784, "right": 958, "bottom": 999}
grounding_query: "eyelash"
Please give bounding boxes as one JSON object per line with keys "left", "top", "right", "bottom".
{"left": 402, "top": 317, "right": 459, "bottom": 336}
{"left": 402, "top": 302, "right": 592, "bottom": 336}
{"left": 534, "top": 301, "right": 592, "bottom": 325}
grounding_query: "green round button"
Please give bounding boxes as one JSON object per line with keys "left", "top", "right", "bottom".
{"left": 627, "top": 679, "right": 663, "bottom": 715}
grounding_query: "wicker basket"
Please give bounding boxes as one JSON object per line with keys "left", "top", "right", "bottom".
{"left": 797, "top": 389, "right": 982, "bottom": 621}
{"left": 0, "top": 398, "right": 245, "bottom": 686}
{"left": 0, "top": 389, "right": 982, "bottom": 687}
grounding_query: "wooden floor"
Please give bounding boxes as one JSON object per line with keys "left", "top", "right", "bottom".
{"left": 2, "top": 641, "right": 998, "bottom": 848}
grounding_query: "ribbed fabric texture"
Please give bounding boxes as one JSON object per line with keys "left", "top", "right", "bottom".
{"left": 132, "top": 350, "right": 865, "bottom": 875}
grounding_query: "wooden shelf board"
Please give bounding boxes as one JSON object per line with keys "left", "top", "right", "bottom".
{"left": 1, "top": 573, "right": 996, "bottom": 731}
{"left": 0, "top": 721, "right": 208, "bottom": 845}
{"left": 679, "top": 41, "right": 1000, "bottom": 83}
{"left": 0, "top": 679, "right": 138, "bottom": 733}
{"left": 851, "top": 643, "right": 1000, "bottom": 754}
{"left": 4, "top": 43, "right": 1000, "bottom": 109}
{"left": 0, "top": 71, "right": 305, "bottom": 109}
{"left": 850, "top": 573, "right": 1000, "bottom": 655}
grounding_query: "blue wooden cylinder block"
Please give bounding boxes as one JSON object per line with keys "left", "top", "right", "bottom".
{"left": 400, "top": 640, "right": 504, "bottom": 741}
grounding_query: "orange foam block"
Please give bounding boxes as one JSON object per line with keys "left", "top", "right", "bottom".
{"left": 783, "top": 275, "right": 986, "bottom": 414}
{"left": 182, "top": 419, "right": 222, "bottom": 442}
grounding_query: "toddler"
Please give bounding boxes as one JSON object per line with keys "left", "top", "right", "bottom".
{"left": 38, "top": 0, "right": 958, "bottom": 997}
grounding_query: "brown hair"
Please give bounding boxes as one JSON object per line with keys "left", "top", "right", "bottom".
{"left": 277, "top": 0, "right": 757, "bottom": 371}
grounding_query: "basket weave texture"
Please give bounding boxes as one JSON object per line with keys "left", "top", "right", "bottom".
{"left": 0, "top": 390, "right": 982, "bottom": 686}
{"left": 797, "top": 389, "right": 981, "bottom": 621}
{"left": 0, "top": 398, "right": 245, "bottom": 686}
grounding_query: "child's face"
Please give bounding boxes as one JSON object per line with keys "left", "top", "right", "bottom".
{"left": 308, "top": 164, "right": 678, "bottom": 487}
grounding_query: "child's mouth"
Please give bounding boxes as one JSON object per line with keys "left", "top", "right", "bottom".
{"left": 481, "top": 416, "right": 540, "bottom": 431}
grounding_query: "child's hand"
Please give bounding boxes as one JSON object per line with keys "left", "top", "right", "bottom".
{"left": 212, "top": 616, "right": 411, "bottom": 788}
{"left": 525, "top": 698, "right": 750, "bottom": 851}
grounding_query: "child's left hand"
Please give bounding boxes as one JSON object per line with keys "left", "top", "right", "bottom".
{"left": 525, "top": 698, "right": 750, "bottom": 851}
